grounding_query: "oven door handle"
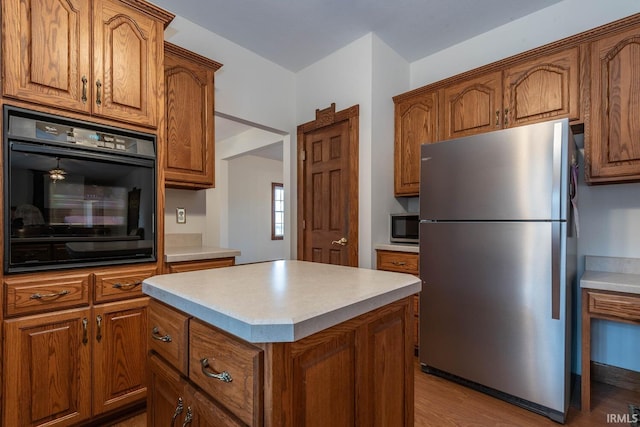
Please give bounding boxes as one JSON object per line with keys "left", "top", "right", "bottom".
{"left": 10, "top": 141, "right": 154, "bottom": 167}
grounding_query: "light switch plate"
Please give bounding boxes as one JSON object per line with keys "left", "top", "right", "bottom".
{"left": 176, "top": 207, "right": 186, "bottom": 224}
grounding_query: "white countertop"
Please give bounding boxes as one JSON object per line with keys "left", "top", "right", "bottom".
{"left": 580, "top": 256, "right": 640, "bottom": 295}
{"left": 142, "top": 260, "right": 421, "bottom": 343}
{"left": 164, "top": 246, "right": 241, "bottom": 263}
{"left": 374, "top": 243, "right": 419, "bottom": 253}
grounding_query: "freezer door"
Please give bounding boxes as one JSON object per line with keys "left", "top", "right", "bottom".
{"left": 420, "top": 119, "right": 571, "bottom": 221}
{"left": 419, "top": 221, "right": 570, "bottom": 413}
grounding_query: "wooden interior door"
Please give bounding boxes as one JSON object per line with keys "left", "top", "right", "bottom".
{"left": 297, "top": 104, "right": 359, "bottom": 266}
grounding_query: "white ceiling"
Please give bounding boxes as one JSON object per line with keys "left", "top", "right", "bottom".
{"left": 151, "top": 0, "right": 562, "bottom": 72}
{"left": 158, "top": 0, "right": 564, "bottom": 160}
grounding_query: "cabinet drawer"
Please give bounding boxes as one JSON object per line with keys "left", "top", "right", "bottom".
{"left": 149, "top": 299, "right": 190, "bottom": 375}
{"left": 189, "top": 319, "right": 263, "bottom": 426}
{"left": 377, "top": 250, "right": 419, "bottom": 275}
{"left": 93, "top": 265, "right": 157, "bottom": 303}
{"left": 587, "top": 291, "right": 640, "bottom": 322}
{"left": 166, "top": 257, "right": 235, "bottom": 273}
{"left": 4, "top": 272, "right": 90, "bottom": 317}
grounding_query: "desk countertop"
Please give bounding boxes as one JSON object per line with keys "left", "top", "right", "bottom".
{"left": 580, "top": 256, "right": 640, "bottom": 295}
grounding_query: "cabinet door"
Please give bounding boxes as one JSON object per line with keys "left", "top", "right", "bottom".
{"left": 148, "top": 354, "right": 188, "bottom": 427}
{"left": 357, "top": 300, "right": 413, "bottom": 427}
{"left": 1, "top": 0, "right": 91, "bottom": 112}
{"left": 394, "top": 91, "right": 440, "bottom": 196}
{"left": 92, "top": 297, "right": 149, "bottom": 415}
{"left": 587, "top": 27, "right": 640, "bottom": 182}
{"left": 92, "top": 0, "right": 161, "bottom": 127}
{"left": 503, "top": 47, "right": 580, "bottom": 127}
{"left": 3, "top": 308, "right": 92, "bottom": 427}
{"left": 442, "top": 71, "right": 503, "bottom": 140}
{"left": 164, "top": 43, "right": 222, "bottom": 189}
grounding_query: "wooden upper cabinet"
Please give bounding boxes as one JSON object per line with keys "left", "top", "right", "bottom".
{"left": 2, "top": 0, "right": 91, "bottom": 113}
{"left": 1, "top": 0, "right": 173, "bottom": 128}
{"left": 92, "top": 0, "right": 165, "bottom": 127}
{"left": 587, "top": 26, "right": 640, "bottom": 183}
{"left": 394, "top": 90, "right": 440, "bottom": 196}
{"left": 503, "top": 47, "right": 580, "bottom": 127}
{"left": 164, "top": 42, "right": 222, "bottom": 189}
{"left": 442, "top": 71, "right": 502, "bottom": 140}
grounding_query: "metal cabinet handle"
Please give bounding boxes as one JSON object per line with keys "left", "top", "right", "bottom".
{"left": 81, "top": 76, "right": 88, "bottom": 103}
{"left": 30, "top": 289, "right": 70, "bottom": 300}
{"left": 112, "top": 281, "right": 141, "bottom": 290}
{"left": 200, "top": 358, "right": 233, "bottom": 382}
{"left": 151, "top": 326, "right": 172, "bottom": 343}
{"left": 182, "top": 407, "right": 193, "bottom": 427}
{"left": 82, "top": 318, "right": 88, "bottom": 345}
{"left": 171, "top": 397, "right": 184, "bottom": 426}
{"left": 495, "top": 110, "right": 499, "bottom": 126}
{"left": 391, "top": 261, "right": 407, "bottom": 266}
{"left": 96, "top": 315, "right": 102, "bottom": 342}
{"left": 331, "top": 237, "right": 347, "bottom": 246}
{"left": 503, "top": 108, "right": 509, "bottom": 126}
{"left": 96, "top": 79, "right": 102, "bottom": 105}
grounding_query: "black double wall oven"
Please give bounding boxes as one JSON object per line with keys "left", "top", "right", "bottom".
{"left": 3, "top": 106, "right": 157, "bottom": 273}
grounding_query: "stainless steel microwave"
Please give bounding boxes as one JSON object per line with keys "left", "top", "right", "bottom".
{"left": 390, "top": 213, "right": 419, "bottom": 244}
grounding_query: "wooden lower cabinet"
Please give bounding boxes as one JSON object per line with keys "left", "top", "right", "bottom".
{"left": 376, "top": 249, "right": 420, "bottom": 353}
{"left": 4, "top": 308, "right": 92, "bottom": 426}
{"left": 148, "top": 297, "right": 414, "bottom": 426}
{"left": 149, "top": 355, "right": 244, "bottom": 427}
{"left": 92, "top": 298, "right": 149, "bottom": 415}
{"left": 3, "top": 298, "right": 149, "bottom": 427}
{"left": 2, "top": 265, "right": 155, "bottom": 427}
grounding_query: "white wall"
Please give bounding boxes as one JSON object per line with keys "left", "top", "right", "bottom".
{"left": 227, "top": 155, "right": 285, "bottom": 264}
{"left": 411, "top": 0, "right": 640, "bottom": 87}
{"left": 161, "top": 16, "right": 297, "bottom": 255}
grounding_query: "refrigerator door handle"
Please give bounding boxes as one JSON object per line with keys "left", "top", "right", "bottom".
{"left": 551, "top": 122, "right": 563, "bottom": 220}
{"left": 551, "top": 222, "right": 561, "bottom": 320}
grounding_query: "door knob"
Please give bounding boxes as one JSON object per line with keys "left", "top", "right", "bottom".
{"left": 331, "top": 237, "right": 347, "bottom": 246}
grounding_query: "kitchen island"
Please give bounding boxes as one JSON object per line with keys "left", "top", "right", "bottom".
{"left": 143, "top": 260, "right": 421, "bottom": 426}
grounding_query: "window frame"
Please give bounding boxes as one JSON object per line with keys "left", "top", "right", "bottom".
{"left": 271, "top": 182, "right": 284, "bottom": 240}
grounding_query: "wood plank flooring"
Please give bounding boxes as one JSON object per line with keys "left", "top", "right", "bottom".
{"left": 111, "top": 359, "right": 640, "bottom": 426}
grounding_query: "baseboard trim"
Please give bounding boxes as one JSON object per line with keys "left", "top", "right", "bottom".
{"left": 592, "top": 361, "right": 640, "bottom": 393}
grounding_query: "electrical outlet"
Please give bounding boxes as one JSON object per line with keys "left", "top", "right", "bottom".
{"left": 176, "top": 207, "right": 186, "bottom": 224}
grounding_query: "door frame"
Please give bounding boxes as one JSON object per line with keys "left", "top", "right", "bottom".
{"left": 297, "top": 103, "right": 359, "bottom": 266}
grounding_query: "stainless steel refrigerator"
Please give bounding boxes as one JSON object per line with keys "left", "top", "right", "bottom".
{"left": 419, "top": 119, "right": 577, "bottom": 423}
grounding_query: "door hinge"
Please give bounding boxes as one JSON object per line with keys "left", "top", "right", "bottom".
{"left": 301, "top": 150, "right": 306, "bottom": 161}
{"left": 302, "top": 220, "right": 306, "bottom": 229}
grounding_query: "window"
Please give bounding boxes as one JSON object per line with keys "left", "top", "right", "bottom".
{"left": 272, "top": 183, "right": 284, "bottom": 240}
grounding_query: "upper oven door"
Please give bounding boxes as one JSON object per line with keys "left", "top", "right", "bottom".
{"left": 5, "top": 141, "right": 156, "bottom": 273}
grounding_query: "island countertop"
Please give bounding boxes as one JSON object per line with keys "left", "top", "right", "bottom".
{"left": 142, "top": 259, "right": 421, "bottom": 343}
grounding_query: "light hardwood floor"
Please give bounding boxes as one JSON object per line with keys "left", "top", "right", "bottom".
{"left": 112, "top": 359, "right": 640, "bottom": 426}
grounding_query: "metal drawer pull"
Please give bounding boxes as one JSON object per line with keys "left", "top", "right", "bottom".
{"left": 151, "top": 327, "right": 172, "bottom": 343}
{"left": 171, "top": 397, "right": 183, "bottom": 426}
{"left": 96, "top": 315, "right": 102, "bottom": 342}
{"left": 200, "top": 358, "right": 233, "bottom": 382}
{"left": 112, "top": 281, "right": 141, "bottom": 290}
{"left": 81, "top": 76, "right": 88, "bottom": 103}
{"left": 182, "top": 407, "right": 193, "bottom": 426}
{"left": 391, "top": 261, "right": 407, "bottom": 266}
{"left": 96, "top": 79, "right": 102, "bottom": 105}
{"left": 30, "top": 289, "right": 70, "bottom": 300}
{"left": 82, "top": 318, "right": 88, "bottom": 345}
